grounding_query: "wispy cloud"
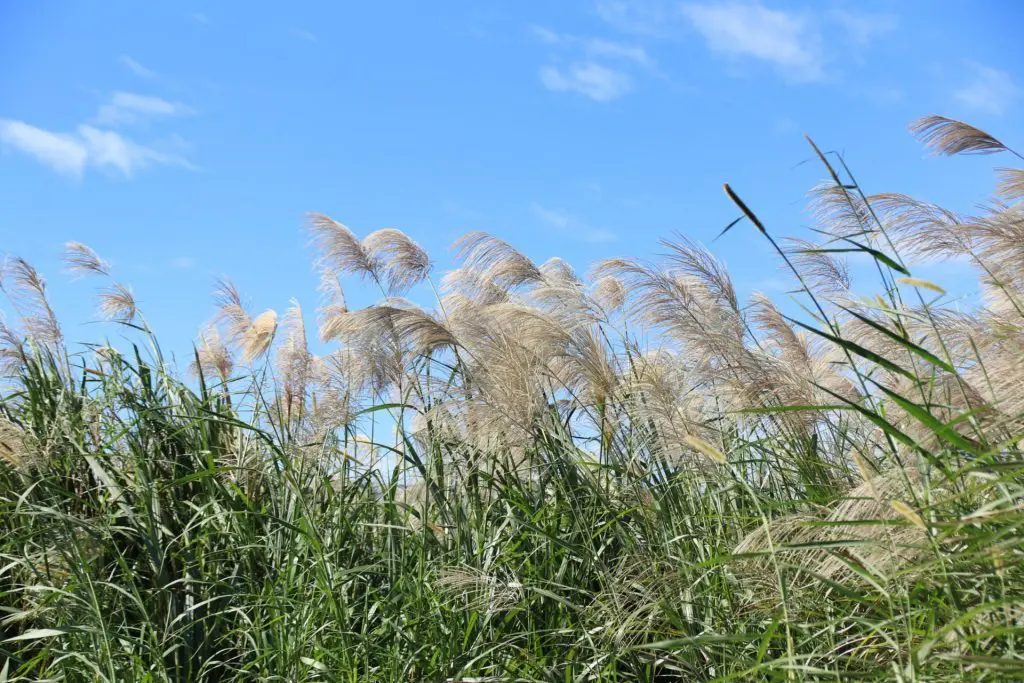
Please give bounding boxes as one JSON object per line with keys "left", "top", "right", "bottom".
{"left": 531, "top": 202, "right": 616, "bottom": 243}
{"left": 533, "top": 24, "right": 653, "bottom": 102}
{"left": 0, "top": 119, "right": 192, "bottom": 178}
{"left": 170, "top": 256, "right": 197, "bottom": 270}
{"left": 77, "top": 126, "right": 191, "bottom": 176}
{"left": 595, "top": 1, "right": 901, "bottom": 85}
{"left": 290, "top": 27, "right": 318, "bottom": 43}
{"left": 531, "top": 26, "right": 653, "bottom": 67}
{"left": 539, "top": 63, "right": 632, "bottom": 101}
{"left": 2, "top": 88, "right": 196, "bottom": 179}
{"left": 120, "top": 55, "right": 157, "bottom": 79}
{"left": 95, "top": 92, "right": 194, "bottom": 127}
{"left": 830, "top": 9, "right": 898, "bottom": 46}
{"left": 595, "top": 0, "right": 678, "bottom": 37}
{"left": 680, "top": 2, "right": 823, "bottom": 82}
{"left": 954, "top": 64, "right": 1019, "bottom": 116}
{"left": 0, "top": 120, "right": 88, "bottom": 176}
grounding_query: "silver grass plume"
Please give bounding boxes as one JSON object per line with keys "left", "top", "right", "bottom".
{"left": 440, "top": 268, "right": 512, "bottom": 314}
{"left": 453, "top": 231, "right": 543, "bottom": 290}
{"left": 276, "top": 300, "right": 314, "bottom": 413}
{"left": 308, "top": 213, "right": 379, "bottom": 282}
{"left": 525, "top": 258, "right": 605, "bottom": 330}
{"left": 213, "top": 277, "right": 252, "bottom": 341}
{"left": 734, "top": 467, "right": 934, "bottom": 595}
{"left": 783, "top": 238, "right": 850, "bottom": 295}
{"left": 869, "top": 193, "right": 970, "bottom": 262}
{"left": 98, "top": 283, "right": 138, "bottom": 322}
{"left": 211, "top": 278, "right": 278, "bottom": 364}
{"left": 0, "top": 419, "right": 36, "bottom": 470}
{"left": 323, "top": 300, "right": 458, "bottom": 374}
{"left": 596, "top": 257, "right": 747, "bottom": 381}
{"left": 192, "top": 325, "right": 234, "bottom": 382}
{"left": 63, "top": 242, "right": 110, "bottom": 277}
{"left": 996, "top": 168, "right": 1024, "bottom": 201}
{"left": 62, "top": 242, "right": 138, "bottom": 322}
{"left": 361, "top": 228, "right": 431, "bottom": 294}
{"left": 435, "top": 566, "right": 524, "bottom": 613}
{"left": 591, "top": 274, "right": 627, "bottom": 313}
{"left": 0, "top": 256, "right": 62, "bottom": 346}
{"left": 808, "top": 182, "right": 876, "bottom": 240}
{"left": 662, "top": 236, "right": 738, "bottom": 313}
{"left": 910, "top": 115, "right": 1008, "bottom": 156}
{"left": 241, "top": 309, "right": 277, "bottom": 362}
{"left": 317, "top": 270, "right": 349, "bottom": 342}
{"left": 0, "top": 318, "right": 25, "bottom": 377}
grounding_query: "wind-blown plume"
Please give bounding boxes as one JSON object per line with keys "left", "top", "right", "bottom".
{"left": 308, "top": 213, "right": 379, "bottom": 282}
{"left": 453, "top": 232, "right": 543, "bottom": 290}
{"left": 241, "top": 309, "right": 277, "bottom": 362}
{"left": 213, "top": 277, "right": 252, "bottom": 341}
{"left": 192, "top": 325, "right": 234, "bottom": 382}
{"left": 0, "top": 256, "right": 62, "bottom": 346}
{"left": 910, "top": 115, "right": 1008, "bottom": 156}
{"left": 277, "top": 301, "right": 314, "bottom": 414}
{"left": 996, "top": 168, "right": 1024, "bottom": 202}
{"left": 784, "top": 238, "right": 851, "bottom": 294}
{"left": 317, "top": 271, "right": 349, "bottom": 342}
{"left": 662, "top": 237, "right": 738, "bottom": 313}
{"left": 98, "top": 283, "right": 138, "bottom": 322}
{"left": 361, "top": 228, "right": 431, "bottom": 294}
{"left": 63, "top": 242, "right": 110, "bottom": 278}
{"left": 869, "top": 193, "right": 969, "bottom": 262}
{"left": 325, "top": 300, "right": 457, "bottom": 356}
{"left": 591, "top": 275, "right": 627, "bottom": 313}
{"left": 808, "top": 182, "right": 876, "bottom": 240}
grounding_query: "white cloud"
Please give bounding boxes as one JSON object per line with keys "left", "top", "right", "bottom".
{"left": 595, "top": 0, "right": 678, "bottom": 37}
{"left": 586, "top": 38, "right": 651, "bottom": 66}
{"left": 531, "top": 26, "right": 653, "bottom": 67}
{"left": 531, "top": 25, "right": 562, "bottom": 44}
{"left": 532, "top": 24, "right": 654, "bottom": 101}
{"left": 3, "top": 86, "right": 196, "bottom": 178}
{"left": 540, "top": 62, "right": 632, "bottom": 101}
{"left": 120, "top": 55, "right": 157, "bottom": 79}
{"left": 0, "top": 119, "right": 89, "bottom": 176}
{"left": 0, "top": 118, "right": 191, "bottom": 178}
{"left": 170, "top": 256, "right": 197, "bottom": 270}
{"left": 290, "top": 27, "right": 318, "bottom": 43}
{"left": 830, "top": 9, "right": 898, "bottom": 45}
{"left": 531, "top": 202, "right": 616, "bottom": 243}
{"left": 954, "top": 64, "right": 1019, "bottom": 116}
{"left": 78, "top": 125, "right": 190, "bottom": 176}
{"left": 680, "top": 2, "right": 823, "bottom": 82}
{"left": 95, "top": 92, "right": 194, "bottom": 127}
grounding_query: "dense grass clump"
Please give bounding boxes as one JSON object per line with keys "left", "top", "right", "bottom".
{"left": 2, "top": 116, "right": 1024, "bottom": 681}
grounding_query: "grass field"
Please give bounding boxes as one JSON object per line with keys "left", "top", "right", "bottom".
{"left": 2, "top": 115, "right": 1024, "bottom": 681}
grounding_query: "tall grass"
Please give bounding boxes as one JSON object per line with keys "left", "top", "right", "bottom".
{"left": 1, "top": 115, "right": 1023, "bottom": 681}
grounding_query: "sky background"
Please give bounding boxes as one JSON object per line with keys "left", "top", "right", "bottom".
{"left": 1, "top": 0, "right": 1022, "bottom": 365}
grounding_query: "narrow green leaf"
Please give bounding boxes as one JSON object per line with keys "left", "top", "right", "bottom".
{"left": 785, "top": 316, "right": 917, "bottom": 381}
{"left": 4, "top": 627, "right": 71, "bottom": 642}
{"left": 869, "top": 379, "right": 980, "bottom": 453}
{"left": 837, "top": 304, "right": 956, "bottom": 374}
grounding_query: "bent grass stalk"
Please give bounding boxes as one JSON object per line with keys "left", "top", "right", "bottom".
{"left": 0, "top": 114, "right": 1022, "bottom": 681}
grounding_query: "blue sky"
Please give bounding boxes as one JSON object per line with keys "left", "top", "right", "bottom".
{"left": 1, "top": 1, "right": 1021, "bottom": 363}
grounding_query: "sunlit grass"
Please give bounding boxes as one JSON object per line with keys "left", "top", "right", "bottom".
{"left": 1, "top": 115, "right": 1022, "bottom": 681}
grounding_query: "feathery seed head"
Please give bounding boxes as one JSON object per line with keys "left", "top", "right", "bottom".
{"left": 361, "top": 228, "right": 431, "bottom": 294}
{"left": 242, "top": 309, "right": 277, "bottom": 362}
{"left": 63, "top": 242, "right": 110, "bottom": 278}
{"left": 98, "top": 283, "right": 138, "bottom": 322}
{"left": 910, "top": 115, "right": 1008, "bottom": 156}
